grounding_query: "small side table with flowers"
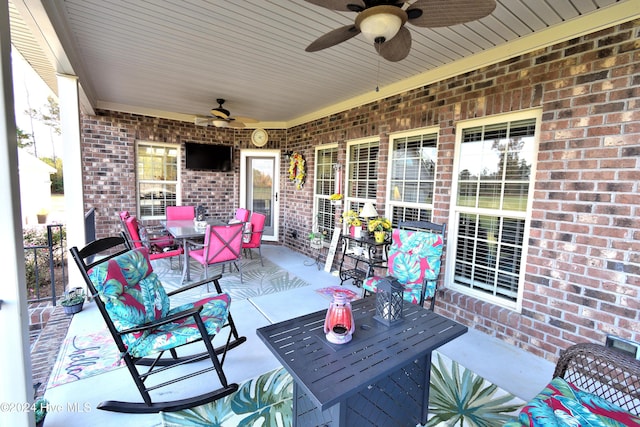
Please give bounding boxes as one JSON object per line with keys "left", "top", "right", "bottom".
{"left": 338, "top": 233, "right": 389, "bottom": 287}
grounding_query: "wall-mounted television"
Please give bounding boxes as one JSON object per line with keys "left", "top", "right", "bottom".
{"left": 185, "top": 142, "right": 232, "bottom": 171}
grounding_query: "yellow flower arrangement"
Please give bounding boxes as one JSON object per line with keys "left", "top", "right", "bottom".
{"left": 367, "top": 217, "right": 392, "bottom": 233}
{"left": 341, "top": 210, "right": 361, "bottom": 227}
{"left": 329, "top": 193, "right": 343, "bottom": 201}
{"left": 288, "top": 152, "right": 306, "bottom": 190}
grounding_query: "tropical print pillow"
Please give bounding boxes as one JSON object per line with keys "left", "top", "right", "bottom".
{"left": 363, "top": 229, "right": 444, "bottom": 304}
{"left": 508, "top": 376, "right": 640, "bottom": 427}
{"left": 88, "top": 247, "right": 231, "bottom": 358}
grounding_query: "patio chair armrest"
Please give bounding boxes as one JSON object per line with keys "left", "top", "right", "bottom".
{"left": 166, "top": 274, "right": 224, "bottom": 296}
{"left": 185, "top": 239, "right": 205, "bottom": 248}
{"left": 119, "top": 306, "right": 204, "bottom": 334}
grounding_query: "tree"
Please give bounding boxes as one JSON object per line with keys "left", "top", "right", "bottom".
{"left": 25, "top": 95, "right": 60, "bottom": 160}
{"left": 41, "top": 157, "right": 64, "bottom": 194}
{"left": 16, "top": 127, "right": 33, "bottom": 149}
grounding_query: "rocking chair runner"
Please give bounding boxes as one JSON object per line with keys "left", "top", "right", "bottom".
{"left": 69, "top": 236, "right": 247, "bottom": 413}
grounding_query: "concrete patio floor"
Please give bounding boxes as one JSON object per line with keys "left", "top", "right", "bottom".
{"left": 41, "top": 244, "right": 554, "bottom": 427}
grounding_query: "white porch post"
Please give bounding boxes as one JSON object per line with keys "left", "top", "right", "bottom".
{"left": 0, "top": 0, "right": 34, "bottom": 425}
{"left": 57, "top": 74, "right": 86, "bottom": 289}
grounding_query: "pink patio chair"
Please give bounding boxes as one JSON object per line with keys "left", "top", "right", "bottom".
{"left": 166, "top": 205, "right": 195, "bottom": 221}
{"left": 123, "top": 214, "right": 183, "bottom": 267}
{"left": 242, "top": 212, "right": 266, "bottom": 266}
{"left": 188, "top": 222, "right": 244, "bottom": 287}
{"left": 120, "top": 210, "right": 175, "bottom": 249}
{"left": 233, "top": 208, "right": 250, "bottom": 223}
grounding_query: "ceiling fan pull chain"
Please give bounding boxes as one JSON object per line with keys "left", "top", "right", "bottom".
{"left": 376, "top": 57, "right": 380, "bottom": 92}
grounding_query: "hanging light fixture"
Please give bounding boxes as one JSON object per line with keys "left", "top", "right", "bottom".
{"left": 355, "top": 5, "right": 407, "bottom": 45}
{"left": 212, "top": 119, "right": 229, "bottom": 128}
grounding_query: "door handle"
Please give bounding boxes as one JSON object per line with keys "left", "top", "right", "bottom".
{"left": 275, "top": 192, "right": 278, "bottom": 202}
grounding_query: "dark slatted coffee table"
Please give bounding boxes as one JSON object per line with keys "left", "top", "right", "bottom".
{"left": 256, "top": 297, "right": 467, "bottom": 427}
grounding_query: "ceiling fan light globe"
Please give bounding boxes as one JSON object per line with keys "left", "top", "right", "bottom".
{"left": 212, "top": 119, "right": 229, "bottom": 128}
{"left": 355, "top": 5, "right": 407, "bottom": 45}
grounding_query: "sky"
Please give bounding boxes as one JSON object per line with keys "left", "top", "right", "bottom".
{"left": 11, "top": 49, "right": 62, "bottom": 159}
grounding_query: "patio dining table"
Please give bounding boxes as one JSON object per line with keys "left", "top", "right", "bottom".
{"left": 163, "top": 218, "right": 225, "bottom": 282}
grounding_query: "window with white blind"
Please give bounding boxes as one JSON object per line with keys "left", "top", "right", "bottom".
{"left": 387, "top": 128, "right": 438, "bottom": 227}
{"left": 449, "top": 112, "right": 540, "bottom": 308}
{"left": 313, "top": 144, "right": 339, "bottom": 240}
{"left": 345, "top": 138, "right": 379, "bottom": 220}
{"left": 137, "top": 142, "right": 180, "bottom": 220}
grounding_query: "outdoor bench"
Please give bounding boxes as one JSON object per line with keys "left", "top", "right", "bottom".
{"left": 505, "top": 342, "right": 640, "bottom": 426}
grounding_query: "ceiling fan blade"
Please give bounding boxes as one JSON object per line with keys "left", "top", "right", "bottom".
{"left": 211, "top": 110, "right": 230, "bottom": 120}
{"left": 228, "top": 120, "right": 246, "bottom": 128}
{"left": 375, "top": 26, "right": 411, "bottom": 62}
{"left": 304, "top": 0, "right": 365, "bottom": 12}
{"left": 306, "top": 25, "right": 361, "bottom": 52}
{"left": 407, "top": 0, "right": 496, "bottom": 27}
{"left": 233, "top": 116, "right": 258, "bottom": 124}
{"left": 194, "top": 117, "right": 210, "bottom": 126}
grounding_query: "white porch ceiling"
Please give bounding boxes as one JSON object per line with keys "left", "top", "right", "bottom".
{"left": 8, "top": 0, "right": 639, "bottom": 128}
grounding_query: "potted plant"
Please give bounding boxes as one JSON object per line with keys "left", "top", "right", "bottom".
{"left": 36, "top": 208, "right": 48, "bottom": 224}
{"left": 34, "top": 397, "right": 48, "bottom": 427}
{"left": 341, "top": 210, "right": 363, "bottom": 238}
{"left": 309, "top": 231, "right": 324, "bottom": 250}
{"left": 368, "top": 217, "right": 392, "bottom": 243}
{"left": 329, "top": 193, "right": 343, "bottom": 206}
{"left": 60, "top": 287, "right": 85, "bottom": 315}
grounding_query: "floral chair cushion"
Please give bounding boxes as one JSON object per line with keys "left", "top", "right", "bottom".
{"left": 363, "top": 229, "right": 444, "bottom": 304}
{"left": 504, "top": 376, "right": 640, "bottom": 427}
{"left": 88, "top": 247, "right": 231, "bottom": 358}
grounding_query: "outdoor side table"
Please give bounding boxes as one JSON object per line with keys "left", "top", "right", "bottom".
{"left": 256, "top": 297, "right": 468, "bottom": 427}
{"left": 338, "top": 234, "right": 389, "bottom": 287}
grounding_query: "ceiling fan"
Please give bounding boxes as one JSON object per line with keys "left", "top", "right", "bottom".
{"left": 304, "top": 0, "right": 496, "bottom": 62}
{"left": 194, "top": 98, "right": 257, "bottom": 128}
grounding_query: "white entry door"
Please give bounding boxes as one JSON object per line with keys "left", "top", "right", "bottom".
{"left": 240, "top": 149, "right": 280, "bottom": 241}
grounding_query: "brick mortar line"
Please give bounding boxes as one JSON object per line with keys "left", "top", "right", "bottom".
{"left": 30, "top": 305, "right": 73, "bottom": 398}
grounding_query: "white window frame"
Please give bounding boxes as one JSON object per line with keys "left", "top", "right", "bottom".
{"left": 136, "top": 141, "right": 181, "bottom": 220}
{"left": 344, "top": 137, "right": 380, "bottom": 233}
{"left": 446, "top": 109, "right": 541, "bottom": 311}
{"left": 386, "top": 126, "right": 440, "bottom": 227}
{"left": 313, "top": 143, "right": 339, "bottom": 243}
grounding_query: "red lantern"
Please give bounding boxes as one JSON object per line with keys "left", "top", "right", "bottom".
{"left": 324, "top": 292, "right": 355, "bottom": 344}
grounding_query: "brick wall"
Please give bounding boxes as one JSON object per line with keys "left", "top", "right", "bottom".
{"left": 81, "top": 112, "right": 286, "bottom": 237}
{"left": 284, "top": 18, "right": 640, "bottom": 361}
{"left": 81, "top": 18, "right": 639, "bottom": 361}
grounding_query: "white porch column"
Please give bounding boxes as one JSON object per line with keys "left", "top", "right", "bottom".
{"left": 57, "top": 74, "right": 86, "bottom": 288}
{"left": 0, "top": 1, "right": 34, "bottom": 425}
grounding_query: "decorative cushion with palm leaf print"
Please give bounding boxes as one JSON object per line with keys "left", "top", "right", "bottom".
{"left": 429, "top": 352, "right": 523, "bottom": 427}
{"left": 363, "top": 229, "right": 444, "bottom": 304}
{"left": 504, "top": 376, "right": 640, "bottom": 427}
{"left": 88, "top": 247, "right": 231, "bottom": 358}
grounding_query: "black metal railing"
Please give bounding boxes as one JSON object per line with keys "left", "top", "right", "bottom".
{"left": 24, "top": 224, "right": 66, "bottom": 305}
{"left": 85, "top": 207, "right": 96, "bottom": 244}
